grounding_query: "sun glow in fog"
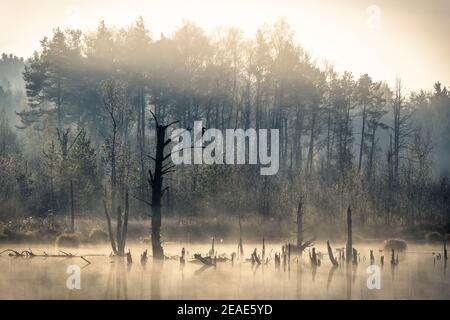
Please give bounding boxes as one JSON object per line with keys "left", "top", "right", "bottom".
{"left": 59, "top": 0, "right": 388, "bottom": 85}
{"left": 1, "top": 0, "right": 449, "bottom": 91}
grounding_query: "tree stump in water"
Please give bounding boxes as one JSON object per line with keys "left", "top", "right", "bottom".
{"left": 180, "top": 248, "right": 186, "bottom": 267}
{"left": 126, "top": 249, "right": 132, "bottom": 264}
{"left": 194, "top": 254, "right": 214, "bottom": 266}
{"left": 391, "top": 249, "right": 396, "bottom": 266}
{"left": 327, "top": 241, "right": 339, "bottom": 266}
{"left": 444, "top": 240, "right": 448, "bottom": 261}
{"left": 140, "top": 249, "right": 148, "bottom": 266}
{"left": 370, "top": 250, "right": 375, "bottom": 265}
{"left": 252, "top": 248, "right": 261, "bottom": 265}
{"left": 346, "top": 206, "right": 353, "bottom": 263}
{"left": 275, "top": 253, "right": 280, "bottom": 269}
{"left": 310, "top": 248, "right": 318, "bottom": 266}
{"left": 352, "top": 248, "right": 358, "bottom": 265}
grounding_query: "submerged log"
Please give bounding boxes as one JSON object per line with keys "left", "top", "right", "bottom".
{"left": 0, "top": 248, "right": 96, "bottom": 265}
{"left": 194, "top": 254, "right": 214, "bottom": 266}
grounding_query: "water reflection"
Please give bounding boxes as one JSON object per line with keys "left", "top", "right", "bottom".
{"left": 346, "top": 263, "right": 352, "bottom": 300}
{"left": 104, "top": 257, "right": 128, "bottom": 299}
{"left": 326, "top": 265, "right": 338, "bottom": 292}
{"left": 151, "top": 259, "right": 163, "bottom": 300}
{"left": 296, "top": 263, "right": 303, "bottom": 299}
{"left": 0, "top": 243, "right": 449, "bottom": 299}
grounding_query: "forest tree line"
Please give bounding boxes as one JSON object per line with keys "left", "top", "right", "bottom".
{"left": 0, "top": 18, "right": 449, "bottom": 228}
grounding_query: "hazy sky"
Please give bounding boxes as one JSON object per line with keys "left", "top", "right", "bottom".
{"left": 1, "top": 0, "right": 449, "bottom": 91}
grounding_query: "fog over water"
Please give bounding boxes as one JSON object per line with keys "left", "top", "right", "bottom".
{"left": 0, "top": 242, "right": 448, "bottom": 299}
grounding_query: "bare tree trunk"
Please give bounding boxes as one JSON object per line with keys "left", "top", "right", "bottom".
{"left": 297, "top": 200, "right": 303, "bottom": 250}
{"left": 151, "top": 127, "right": 164, "bottom": 259}
{"left": 358, "top": 103, "right": 366, "bottom": 172}
{"left": 116, "top": 206, "right": 123, "bottom": 255}
{"left": 444, "top": 240, "right": 448, "bottom": 261}
{"left": 238, "top": 214, "right": 244, "bottom": 258}
{"left": 346, "top": 206, "right": 353, "bottom": 263}
{"left": 326, "top": 108, "right": 332, "bottom": 175}
{"left": 70, "top": 180, "right": 74, "bottom": 232}
{"left": 262, "top": 237, "right": 265, "bottom": 262}
{"left": 119, "top": 191, "right": 129, "bottom": 255}
{"left": 103, "top": 199, "right": 118, "bottom": 255}
{"left": 146, "top": 112, "right": 179, "bottom": 259}
{"left": 367, "top": 125, "right": 377, "bottom": 184}
{"left": 307, "top": 110, "right": 316, "bottom": 173}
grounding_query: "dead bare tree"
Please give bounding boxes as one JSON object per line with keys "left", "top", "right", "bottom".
{"left": 139, "top": 111, "right": 178, "bottom": 259}
{"left": 101, "top": 79, "right": 127, "bottom": 210}
{"left": 296, "top": 198, "right": 315, "bottom": 253}
{"left": 102, "top": 190, "right": 130, "bottom": 256}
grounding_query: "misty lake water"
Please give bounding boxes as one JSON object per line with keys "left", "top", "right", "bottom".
{"left": 0, "top": 242, "right": 448, "bottom": 299}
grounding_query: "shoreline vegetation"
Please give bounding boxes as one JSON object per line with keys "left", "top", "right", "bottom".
{"left": 0, "top": 216, "right": 448, "bottom": 246}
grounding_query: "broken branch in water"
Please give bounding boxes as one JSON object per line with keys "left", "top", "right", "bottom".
{"left": 327, "top": 241, "right": 339, "bottom": 267}
{"left": 194, "top": 253, "right": 215, "bottom": 266}
{"left": 0, "top": 248, "right": 101, "bottom": 264}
